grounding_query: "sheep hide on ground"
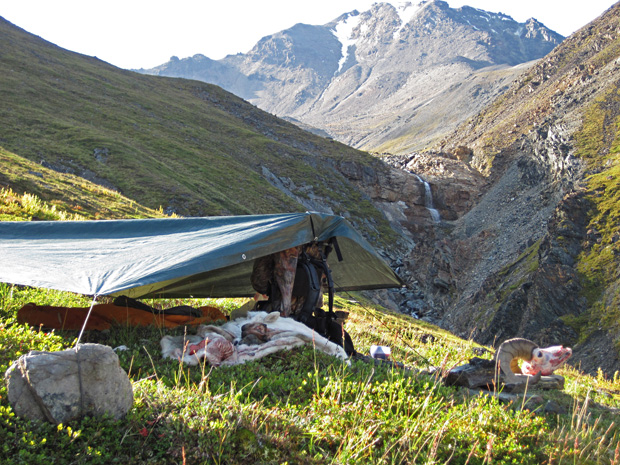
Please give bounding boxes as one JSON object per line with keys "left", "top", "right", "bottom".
{"left": 160, "top": 311, "right": 348, "bottom": 366}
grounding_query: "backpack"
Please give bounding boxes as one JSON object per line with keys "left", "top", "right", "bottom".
{"left": 254, "top": 239, "right": 356, "bottom": 355}
{"left": 292, "top": 250, "right": 327, "bottom": 319}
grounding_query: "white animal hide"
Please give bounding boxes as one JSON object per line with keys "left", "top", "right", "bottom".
{"left": 160, "top": 311, "right": 348, "bottom": 366}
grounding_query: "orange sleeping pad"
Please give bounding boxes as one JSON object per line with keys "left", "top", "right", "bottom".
{"left": 17, "top": 302, "right": 227, "bottom": 331}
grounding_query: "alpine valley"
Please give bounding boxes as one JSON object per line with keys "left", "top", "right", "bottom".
{"left": 2, "top": 0, "right": 620, "bottom": 378}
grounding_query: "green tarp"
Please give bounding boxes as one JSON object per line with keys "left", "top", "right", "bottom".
{"left": 0, "top": 212, "right": 403, "bottom": 298}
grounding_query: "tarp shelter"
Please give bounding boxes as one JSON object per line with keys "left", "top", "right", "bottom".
{"left": 0, "top": 212, "right": 403, "bottom": 299}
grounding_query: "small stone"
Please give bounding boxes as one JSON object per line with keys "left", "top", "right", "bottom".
{"left": 544, "top": 400, "right": 568, "bottom": 415}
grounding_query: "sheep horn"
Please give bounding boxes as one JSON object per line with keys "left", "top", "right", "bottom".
{"left": 495, "top": 338, "right": 541, "bottom": 385}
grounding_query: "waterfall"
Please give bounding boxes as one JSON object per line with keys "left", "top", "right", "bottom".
{"left": 412, "top": 173, "right": 441, "bottom": 223}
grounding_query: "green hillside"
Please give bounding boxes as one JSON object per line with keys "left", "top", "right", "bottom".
{"left": 0, "top": 146, "right": 166, "bottom": 220}
{"left": 574, "top": 81, "right": 620, "bottom": 348}
{"left": 0, "top": 17, "right": 396, "bottom": 243}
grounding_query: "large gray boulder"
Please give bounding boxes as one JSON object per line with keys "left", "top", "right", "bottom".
{"left": 5, "top": 343, "right": 133, "bottom": 424}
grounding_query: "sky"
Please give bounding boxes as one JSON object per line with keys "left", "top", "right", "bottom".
{"left": 1, "top": 0, "right": 616, "bottom": 70}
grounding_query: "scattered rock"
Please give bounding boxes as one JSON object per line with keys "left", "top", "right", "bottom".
{"left": 471, "top": 347, "right": 491, "bottom": 356}
{"left": 419, "top": 334, "right": 436, "bottom": 344}
{"left": 503, "top": 375, "right": 565, "bottom": 393}
{"left": 93, "top": 147, "right": 110, "bottom": 163}
{"left": 433, "top": 277, "right": 451, "bottom": 291}
{"left": 445, "top": 357, "right": 497, "bottom": 389}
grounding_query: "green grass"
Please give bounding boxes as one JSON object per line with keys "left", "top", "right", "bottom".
{"left": 1, "top": 284, "right": 620, "bottom": 464}
{"left": 572, "top": 82, "right": 620, "bottom": 351}
{"left": 0, "top": 17, "right": 399, "bottom": 247}
{"left": 0, "top": 145, "right": 169, "bottom": 221}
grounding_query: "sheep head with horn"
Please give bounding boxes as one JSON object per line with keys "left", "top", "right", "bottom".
{"left": 495, "top": 338, "right": 572, "bottom": 384}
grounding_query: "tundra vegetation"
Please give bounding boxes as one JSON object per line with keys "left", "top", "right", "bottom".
{"left": 574, "top": 83, "right": 620, "bottom": 351}
{"left": 1, "top": 190, "right": 620, "bottom": 464}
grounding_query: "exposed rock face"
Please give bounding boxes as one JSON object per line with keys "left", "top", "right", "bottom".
{"left": 453, "top": 189, "right": 589, "bottom": 347}
{"left": 5, "top": 344, "right": 133, "bottom": 424}
{"left": 140, "top": 0, "right": 562, "bottom": 153}
{"left": 334, "top": 3, "right": 620, "bottom": 377}
{"left": 390, "top": 2, "right": 620, "bottom": 375}
{"left": 336, "top": 150, "right": 486, "bottom": 319}
{"left": 385, "top": 151, "right": 486, "bottom": 221}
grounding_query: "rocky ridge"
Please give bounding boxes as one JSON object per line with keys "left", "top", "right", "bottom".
{"left": 373, "top": 2, "right": 620, "bottom": 375}
{"left": 140, "top": 0, "right": 562, "bottom": 153}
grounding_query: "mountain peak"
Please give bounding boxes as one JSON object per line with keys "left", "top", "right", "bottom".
{"left": 140, "top": 1, "right": 563, "bottom": 152}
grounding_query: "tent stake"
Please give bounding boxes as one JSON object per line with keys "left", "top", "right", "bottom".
{"left": 75, "top": 294, "right": 98, "bottom": 347}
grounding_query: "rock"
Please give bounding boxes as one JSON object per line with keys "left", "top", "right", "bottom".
{"left": 503, "top": 375, "right": 564, "bottom": 393}
{"left": 433, "top": 277, "right": 451, "bottom": 291}
{"left": 516, "top": 393, "right": 545, "bottom": 412}
{"left": 93, "top": 147, "right": 110, "bottom": 163}
{"left": 471, "top": 347, "right": 491, "bottom": 356}
{"left": 544, "top": 400, "right": 568, "bottom": 415}
{"left": 419, "top": 334, "right": 436, "bottom": 344}
{"left": 5, "top": 343, "right": 133, "bottom": 424}
{"left": 446, "top": 358, "right": 566, "bottom": 392}
{"left": 445, "top": 358, "right": 496, "bottom": 389}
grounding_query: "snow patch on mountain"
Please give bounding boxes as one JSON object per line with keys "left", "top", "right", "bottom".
{"left": 141, "top": 0, "right": 564, "bottom": 154}
{"left": 396, "top": 1, "right": 425, "bottom": 26}
{"left": 393, "top": 2, "right": 426, "bottom": 39}
{"left": 332, "top": 12, "right": 361, "bottom": 74}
